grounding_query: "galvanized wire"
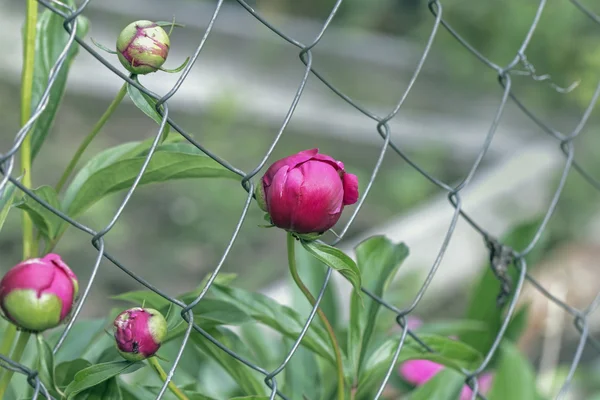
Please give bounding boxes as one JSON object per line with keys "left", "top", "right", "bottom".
{"left": 0, "top": 0, "right": 599, "bottom": 399}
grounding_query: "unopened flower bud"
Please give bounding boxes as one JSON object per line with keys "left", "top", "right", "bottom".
{"left": 258, "top": 149, "right": 359, "bottom": 235}
{"left": 117, "top": 20, "right": 170, "bottom": 75}
{"left": 114, "top": 307, "right": 167, "bottom": 361}
{"left": 0, "top": 254, "right": 79, "bottom": 332}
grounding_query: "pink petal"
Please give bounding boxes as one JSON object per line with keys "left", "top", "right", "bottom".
{"left": 399, "top": 360, "right": 444, "bottom": 386}
{"left": 289, "top": 160, "right": 344, "bottom": 233}
{"left": 263, "top": 149, "right": 319, "bottom": 186}
{"left": 342, "top": 173, "right": 359, "bottom": 205}
{"left": 266, "top": 166, "right": 298, "bottom": 231}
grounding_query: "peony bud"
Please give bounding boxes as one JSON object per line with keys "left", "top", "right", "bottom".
{"left": 114, "top": 307, "right": 167, "bottom": 361}
{"left": 258, "top": 148, "right": 359, "bottom": 235}
{"left": 0, "top": 254, "right": 78, "bottom": 332}
{"left": 116, "top": 20, "right": 170, "bottom": 75}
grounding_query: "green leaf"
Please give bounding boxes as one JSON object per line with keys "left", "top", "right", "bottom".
{"left": 75, "top": 377, "right": 122, "bottom": 400}
{"left": 127, "top": 83, "right": 166, "bottom": 126}
{"left": 349, "top": 236, "right": 409, "bottom": 379}
{"left": 503, "top": 305, "right": 530, "bottom": 343}
{"left": 461, "top": 218, "right": 546, "bottom": 354}
{"left": 64, "top": 360, "right": 143, "bottom": 399}
{"left": 0, "top": 182, "right": 18, "bottom": 232}
{"left": 229, "top": 397, "right": 271, "bottom": 400}
{"left": 127, "top": 79, "right": 172, "bottom": 142}
{"left": 30, "top": 6, "right": 90, "bottom": 160}
{"left": 56, "top": 359, "right": 92, "bottom": 389}
{"left": 356, "top": 334, "right": 483, "bottom": 398}
{"left": 301, "top": 240, "right": 362, "bottom": 302}
{"left": 35, "top": 334, "right": 59, "bottom": 397}
{"left": 188, "top": 393, "right": 219, "bottom": 400}
{"left": 164, "top": 299, "right": 252, "bottom": 342}
{"left": 292, "top": 242, "right": 339, "bottom": 329}
{"left": 47, "top": 318, "right": 108, "bottom": 364}
{"left": 415, "top": 319, "right": 489, "bottom": 337}
{"left": 191, "top": 327, "right": 266, "bottom": 396}
{"left": 15, "top": 185, "right": 62, "bottom": 239}
{"left": 111, "top": 290, "right": 171, "bottom": 310}
{"left": 406, "top": 368, "right": 465, "bottom": 400}
{"left": 487, "top": 341, "right": 537, "bottom": 400}
{"left": 62, "top": 143, "right": 239, "bottom": 218}
{"left": 283, "top": 342, "right": 322, "bottom": 400}
{"left": 210, "top": 284, "right": 334, "bottom": 363}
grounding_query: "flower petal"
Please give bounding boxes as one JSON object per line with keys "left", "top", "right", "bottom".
{"left": 342, "top": 173, "right": 359, "bottom": 205}
{"left": 263, "top": 149, "right": 319, "bottom": 186}
{"left": 399, "top": 359, "right": 444, "bottom": 386}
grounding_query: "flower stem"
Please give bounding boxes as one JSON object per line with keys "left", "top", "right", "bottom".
{"left": 0, "top": 331, "right": 31, "bottom": 398}
{"left": 148, "top": 356, "right": 189, "bottom": 400}
{"left": 20, "top": 0, "right": 38, "bottom": 259}
{"left": 286, "top": 233, "right": 345, "bottom": 400}
{"left": 55, "top": 82, "right": 128, "bottom": 193}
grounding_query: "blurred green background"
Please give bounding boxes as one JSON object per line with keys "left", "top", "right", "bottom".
{"left": 2, "top": 0, "right": 600, "bottom": 397}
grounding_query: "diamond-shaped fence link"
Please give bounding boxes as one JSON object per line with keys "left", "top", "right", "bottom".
{"left": 1, "top": 0, "right": 600, "bottom": 399}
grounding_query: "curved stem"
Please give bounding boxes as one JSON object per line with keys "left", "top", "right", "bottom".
{"left": 287, "top": 233, "right": 345, "bottom": 400}
{"left": 55, "top": 82, "right": 128, "bottom": 193}
{"left": 148, "top": 356, "right": 189, "bottom": 400}
{"left": 21, "top": 0, "right": 38, "bottom": 259}
{"left": 0, "top": 331, "right": 31, "bottom": 398}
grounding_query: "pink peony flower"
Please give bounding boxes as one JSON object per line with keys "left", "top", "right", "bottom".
{"left": 257, "top": 149, "right": 359, "bottom": 234}
{"left": 114, "top": 307, "right": 167, "bottom": 361}
{"left": 0, "top": 254, "right": 78, "bottom": 332}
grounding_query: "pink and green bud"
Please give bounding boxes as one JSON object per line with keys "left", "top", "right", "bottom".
{"left": 0, "top": 254, "right": 79, "bottom": 332}
{"left": 114, "top": 307, "right": 167, "bottom": 361}
{"left": 116, "top": 20, "right": 170, "bottom": 75}
{"left": 258, "top": 148, "right": 359, "bottom": 235}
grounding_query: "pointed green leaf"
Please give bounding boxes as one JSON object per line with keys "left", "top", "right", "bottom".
{"left": 77, "top": 377, "right": 122, "bottom": 400}
{"left": 63, "top": 360, "right": 143, "bottom": 399}
{"left": 301, "top": 240, "right": 362, "bottom": 301}
{"left": 210, "top": 284, "right": 334, "bottom": 363}
{"left": 110, "top": 290, "right": 171, "bottom": 310}
{"left": 62, "top": 143, "right": 239, "bottom": 218}
{"left": 190, "top": 327, "right": 266, "bottom": 396}
{"left": 15, "top": 185, "right": 62, "bottom": 239}
{"left": 348, "top": 236, "right": 409, "bottom": 379}
{"left": 30, "top": 6, "right": 90, "bottom": 160}
{"left": 406, "top": 368, "right": 464, "bottom": 400}
{"left": 487, "top": 341, "right": 537, "bottom": 400}
{"left": 35, "top": 334, "right": 59, "bottom": 397}
{"left": 357, "top": 334, "right": 483, "bottom": 398}
{"left": 0, "top": 182, "right": 18, "bottom": 233}
{"left": 127, "top": 82, "right": 166, "bottom": 126}
{"left": 55, "top": 359, "right": 92, "bottom": 389}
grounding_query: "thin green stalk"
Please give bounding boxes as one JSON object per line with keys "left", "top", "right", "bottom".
{"left": 0, "top": 324, "right": 18, "bottom": 386}
{"left": 0, "top": 325, "right": 17, "bottom": 357}
{"left": 0, "top": 332, "right": 31, "bottom": 398}
{"left": 55, "top": 82, "right": 128, "bottom": 193}
{"left": 148, "top": 356, "right": 189, "bottom": 400}
{"left": 21, "top": 0, "right": 38, "bottom": 259}
{"left": 287, "top": 233, "right": 345, "bottom": 400}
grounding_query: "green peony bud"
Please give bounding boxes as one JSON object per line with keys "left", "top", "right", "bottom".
{"left": 116, "top": 20, "right": 170, "bottom": 75}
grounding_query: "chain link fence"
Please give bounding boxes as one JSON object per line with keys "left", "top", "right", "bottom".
{"left": 1, "top": 0, "right": 600, "bottom": 398}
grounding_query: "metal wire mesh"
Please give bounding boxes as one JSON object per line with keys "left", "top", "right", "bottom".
{"left": 1, "top": 0, "right": 600, "bottom": 399}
